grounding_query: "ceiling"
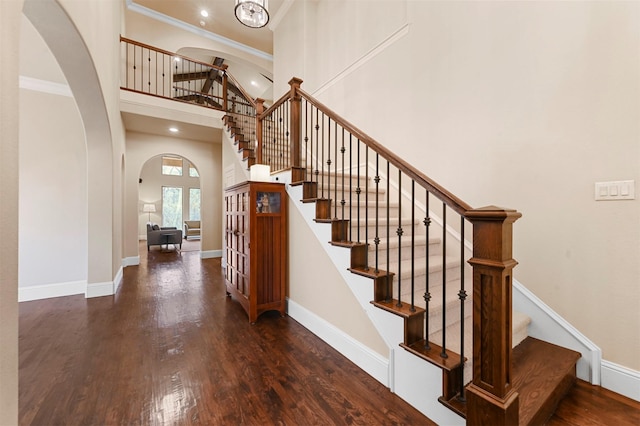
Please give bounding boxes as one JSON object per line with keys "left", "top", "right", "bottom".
{"left": 133, "top": 0, "right": 283, "bottom": 54}
{"left": 124, "top": 0, "right": 284, "bottom": 143}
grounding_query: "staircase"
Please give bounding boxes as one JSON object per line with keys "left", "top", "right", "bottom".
{"left": 222, "top": 78, "right": 582, "bottom": 425}
{"left": 120, "top": 40, "right": 586, "bottom": 424}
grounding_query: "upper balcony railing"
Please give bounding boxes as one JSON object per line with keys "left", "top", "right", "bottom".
{"left": 120, "top": 36, "right": 257, "bottom": 117}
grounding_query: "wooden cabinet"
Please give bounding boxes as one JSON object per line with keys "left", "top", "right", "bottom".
{"left": 224, "top": 181, "right": 287, "bottom": 323}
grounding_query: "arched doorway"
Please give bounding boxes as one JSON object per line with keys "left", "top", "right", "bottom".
{"left": 139, "top": 154, "right": 201, "bottom": 253}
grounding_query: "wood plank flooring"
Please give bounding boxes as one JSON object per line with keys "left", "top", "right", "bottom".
{"left": 548, "top": 379, "right": 640, "bottom": 426}
{"left": 18, "top": 243, "right": 640, "bottom": 425}
{"left": 19, "top": 244, "right": 435, "bottom": 425}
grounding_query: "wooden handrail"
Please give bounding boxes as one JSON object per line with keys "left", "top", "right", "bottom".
{"left": 225, "top": 72, "right": 258, "bottom": 110}
{"left": 120, "top": 36, "right": 227, "bottom": 72}
{"left": 260, "top": 91, "right": 291, "bottom": 119}
{"left": 295, "top": 87, "right": 472, "bottom": 216}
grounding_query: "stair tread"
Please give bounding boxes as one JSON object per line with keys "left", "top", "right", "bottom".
{"left": 513, "top": 337, "right": 581, "bottom": 426}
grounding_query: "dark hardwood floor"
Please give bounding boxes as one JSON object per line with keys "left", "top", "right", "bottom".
{"left": 548, "top": 379, "right": 640, "bottom": 426}
{"left": 18, "top": 242, "right": 640, "bottom": 425}
{"left": 18, "top": 243, "right": 435, "bottom": 425}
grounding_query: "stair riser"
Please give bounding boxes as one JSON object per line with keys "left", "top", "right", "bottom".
{"left": 392, "top": 268, "right": 465, "bottom": 295}
{"left": 315, "top": 185, "right": 388, "bottom": 198}
{"left": 367, "top": 243, "right": 443, "bottom": 263}
{"left": 301, "top": 171, "right": 372, "bottom": 187}
{"left": 333, "top": 204, "right": 401, "bottom": 218}
{"left": 393, "top": 281, "right": 472, "bottom": 311}
{"left": 347, "top": 223, "right": 422, "bottom": 238}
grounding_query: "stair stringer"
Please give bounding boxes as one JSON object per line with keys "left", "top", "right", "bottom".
{"left": 281, "top": 173, "right": 466, "bottom": 425}
{"left": 222, "top": 127, "right": 251, "bottom": 182}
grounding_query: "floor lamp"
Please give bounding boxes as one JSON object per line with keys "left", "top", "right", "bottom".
{"left": 143, "top": 203, "right": 156, "bottom": 221}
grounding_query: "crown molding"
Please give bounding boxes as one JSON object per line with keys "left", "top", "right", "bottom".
{"left": 268, "top": 0, "right": 295, "bottom": 31}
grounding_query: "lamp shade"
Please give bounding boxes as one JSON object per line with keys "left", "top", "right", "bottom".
{"left": 143, "top": 204, "right": 156, "bottom": 213}
{"left": 250, "top": 164, "right": 271, "bottom": 182}
{"left": 234, "top": 0, "right": 269, "bottom": 28}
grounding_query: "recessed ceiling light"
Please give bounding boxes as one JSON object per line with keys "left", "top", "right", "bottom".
{"left": 169, "top": 127, "right": 179, "bottom": 133}
{"left": 251, "top": 81, "right": 258, "bottom": 86}
{"left": 200, "top": 10, "right": 208, "bottom": 17}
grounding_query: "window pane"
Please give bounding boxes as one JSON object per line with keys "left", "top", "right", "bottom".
{"left": 162, "top": 156, "right": 183, "bottom": 176}
{"left": 162, "top": 186, "right": 182, "bottom": 228}
{"left": 189, "top": 188, "right": 201, "bottom": 220}
{"left": 189, "top": 165, "right": 199, "bottom": 177}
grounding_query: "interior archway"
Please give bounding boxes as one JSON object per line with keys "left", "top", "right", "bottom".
{"left": 139, "top": 154, "right": 202, "bottom": 253}
{"left": 23, "top": 0, "right": 116, "bottom": 294}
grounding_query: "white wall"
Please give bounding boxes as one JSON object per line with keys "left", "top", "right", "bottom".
{"left": 274, "top": 1, "right": 640, "bottom": 371}
{"left": 18, "top": 88, "right": 88, "bottom": 297}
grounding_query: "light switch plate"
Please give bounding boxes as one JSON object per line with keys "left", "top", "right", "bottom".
{"left": 595, "top": 180, "right": 635, "bottom": 201}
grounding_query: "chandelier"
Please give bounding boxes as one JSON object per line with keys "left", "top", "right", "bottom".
{"left": 234, "top": 0, "right": 269, "bottom": 28}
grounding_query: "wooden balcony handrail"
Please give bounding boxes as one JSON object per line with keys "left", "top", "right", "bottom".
{"left": 225, "top": 72, "right": 258, "bottom": 110}
{"left": 120, "top": 36, "right": 227, "bottom": 72}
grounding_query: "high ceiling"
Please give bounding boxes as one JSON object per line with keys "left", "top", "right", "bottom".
{"left": 133, "top": 0, "right": 284, "bottom": 54}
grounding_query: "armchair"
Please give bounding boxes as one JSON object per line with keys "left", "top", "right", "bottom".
{"left": 183, "top": 220, "right": 201, "bottom": 240}
{"left": 146, "top": 222, "right": 182, "bottom": 251}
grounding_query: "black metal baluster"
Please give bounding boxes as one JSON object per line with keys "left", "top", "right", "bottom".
{"left": 424, "top": 190, "right": 431, "bottom": 350}
{"left": 321, "top": 113, "right": 325, "bottom": 199}
{"left": 458, "top": 215, "right": 467, "bottom": 402}
{"left": 374, "top": 154, "right": 380, "bottom": 273}
{"left": 349, "top": 134, "right": 353, "bottom": 242}
{"left": 340, "top": 128, "right": 346, "bottom": 222}
{"left": 386, "top": 160, "right": 391, "bottom": 302}
{"left": 314, "top": 108, "right": 319, "bottom": 188}
{"left": 155, "top": 51, "right": 158, "bottom": 95}
{"left": 411, "top": 180, "right": 415, "bottom": 312}
{"left": 327, "top": 118, "right": 332, "bottom": 213}
{"left": 304, "top": 100, "right": 309, "bottom": 181}
{"left": 356, "top": 140, "right": 361, "bottom": 243}
{"left": 396, "top": 171, "right": 403, "bottom": 308}
{"left": 441, "top": 203, "right": 448, "bottom": 359}
{"left": 334, "top": 122, "right": 338, "bottom": 219}
{"left": 364, "top": 146, "right": 369, "bottom": 270}
{"left": 162, "top": 51, "right": 165, "bottom": 97}
{"left": 285, "top": 101, "right": 290, "bottom": 170}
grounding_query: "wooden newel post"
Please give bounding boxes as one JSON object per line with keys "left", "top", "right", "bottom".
{"left": 221, "top": 65, "right": 229, "bottom": 113}
{"left": 288, "top": 77, "right": 305, "bottom": 183}
{"left": 255, "top": 98, "right": 265, "bottom": 165}
{"left": 465, "top": 206, "right": 522, "bottom": 426}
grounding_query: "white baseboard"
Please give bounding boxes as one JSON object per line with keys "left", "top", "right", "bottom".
{"left": 86, "top": 281, "right": 115, "bottom": 298}
{"left": 18, "top": 280, "right": 86, "bottom": 302}
{"left": 113, "top": 267, "right": 123, "bottom": 294}
{"left": 287, "top": 298, "right": 389, "bottom": 387}
{"left": 201, "top": 249, "right": 222, "bottom": 259}
{"left": 20, "top": 270, "right": 124, "bottom": 301}
{"left": 601, "top": 360, "right": 640, "bottom": 402}
{"left": 122, "top": 256, "right": 140, "bottom": 267}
